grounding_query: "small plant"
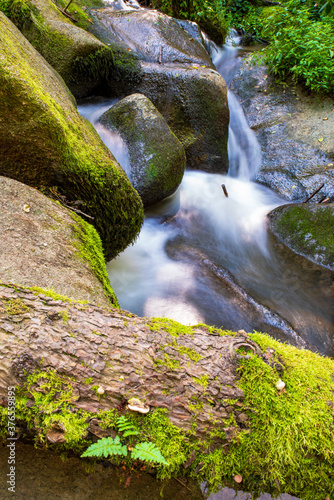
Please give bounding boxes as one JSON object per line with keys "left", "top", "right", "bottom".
{"left": 81, "top": 416, "right": 168, "bottom": 465}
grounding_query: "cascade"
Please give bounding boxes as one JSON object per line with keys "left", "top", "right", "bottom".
{"left": 78, "top": 35, "right": 334, "bottom": 357}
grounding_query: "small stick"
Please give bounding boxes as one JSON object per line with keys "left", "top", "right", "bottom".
{"left": 64, "top": 0, "right": 73, "bottom": 12}
{"left": 320, "top": 197, "right": 330, "bottom": 204}
{"left": 62, "top": 203, "right": 95, "bottom": 220}
{"left": 303, "top": 183, "right": 324, "bottom": 203}
{"left": 175, "top": 478, "right": 192, "bottom": 492}
{"left": 221, "top": 184, "right": 228, "bottom": 197}
{"left": 56, "top": 5, "right": 77, "bottom": 22}
{"left": 158, "top": 47, "right": 163, "bottom": 64}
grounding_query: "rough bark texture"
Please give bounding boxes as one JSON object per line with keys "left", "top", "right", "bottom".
{"left": 0, "top": 283, "right": 261, "bottom": 437}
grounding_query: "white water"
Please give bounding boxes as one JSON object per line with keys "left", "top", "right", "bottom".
{"left": 78, "top": 36, "right": 334, "bottom": 356}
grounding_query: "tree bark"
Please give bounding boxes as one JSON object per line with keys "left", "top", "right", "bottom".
{"left": 0, "top": 283, "right": 263, "bottom": 438}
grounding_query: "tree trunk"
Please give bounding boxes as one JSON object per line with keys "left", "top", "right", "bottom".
{"left": 0, "top": 283, "right": 260, "bottom": 438}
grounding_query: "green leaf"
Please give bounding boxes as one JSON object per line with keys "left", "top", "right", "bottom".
{"left": 81, "top": 436, "right": 127, "bottom": 458}
{"left": 131, "top": 442, "right": 168, "bottom": 465}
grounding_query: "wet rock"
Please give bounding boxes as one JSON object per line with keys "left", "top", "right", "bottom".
{"left": 230, "top": 58, "right": 334, "bottom": 201}
{"left": 0, "top": 176, "right": 115, "bottom": 307}
{"left": 135, "top": 62, "right": 229, "bottom": 172}
{"left": 100, "top": 94, "right": 186, "bottom": 207}
{"left": 4, "top": 0, "right": 116, "bottom": 98}
{"left": 0, "top": 14, "right": 143, "bottom": 261}
{"left": 95, "top": 9, "right": 213, "bottom": 67}
{"left": 268, "top": 203, "right": 334, "bottom": 271}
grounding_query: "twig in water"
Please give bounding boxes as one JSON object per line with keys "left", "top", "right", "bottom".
{"left": 303, "top": 183, "right": 324, "bottom": 203}
{"left": 221, "top": 184, "right": 229, "bottom": 197}
{"left": 175, "top": 477, "right": 192, "bottom": 492}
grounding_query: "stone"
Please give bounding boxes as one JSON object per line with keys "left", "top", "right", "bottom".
{"left": 0, "top": 13, "right": 143, "bottom": 261}
{"left": 135, "top": 62, "right": 229, "bottom": 173}
{"left": 230, "top": 58, "right": 334, "bottom": 201}
{"left": 0, "top": 176, "right": 116, "bottom": 307}
{"left": 267, "top": 203, "right": 334, "bottom": 271}
{"left": 94, "top": 9, "right": 213, "bottom": 67}
{"left": 100, "top": 94, "right": 186, "bottom": 207}
{"left": 1, "top": 0, "right": 117, "bottom": 98}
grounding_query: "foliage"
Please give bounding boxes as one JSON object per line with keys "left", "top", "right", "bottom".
{"left": 81, "top": 417, "right": 168, "bottom": 465}
{"left": 81, "top": 435, "right": 127, "bottom": 458}
{"left": 229, "top": 0, "right": 334, "bottom": 93}
{"left": 117, "top": 415, "right": 140, "bottom": 437}
{"left": 152, "top": 0, "right": 230, "bottom": 43}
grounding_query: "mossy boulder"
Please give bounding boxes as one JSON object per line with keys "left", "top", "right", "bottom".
{"left": 0, "top": 13, "right": 143, "bottom": 260}
{"left": 0, "top": 176, "right": 117, "bottom": 307}
{"left": 135, "top": 63, "right": 229, "bottom": 173}
{"left": 267, "top": 203, "right": 334, "bottom": 270}
{"left": 94, "top": 8, "right": 214, "bottom": 67}
{"left": 0, "top": 0, "right": 118, "bottom": 98}
{"left": 99, "top": 94, "right": 186, "bottom": 207}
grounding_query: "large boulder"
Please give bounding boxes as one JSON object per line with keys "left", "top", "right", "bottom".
{"left": 100, "top": 94, "right": 186, "bottom": 207}
{"left": 267, "top": 203, "right": 334, "bottom": 271}
{"left": 0, "top": 0, "right": 134, "bottom": 98}
{"left": 0, "top": 176, "right": 117, "bottom": 307}
{"left": 0, "top": 13, "right": 143, "bottom": 260}
{"left": 94, "top": 8, "right": 214, "bottom": 67}
{"left": 135, "top": 63, "right": 229, "bottom": 172}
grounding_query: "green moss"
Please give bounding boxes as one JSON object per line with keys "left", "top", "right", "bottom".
{"left": 148, "top": 317, "right": 194, "bottom": 336}
{"left": 4, "top": 298, "right": 29, "bottom": 315}
{"left": 194, "top": 332, "right": 334, "bottom": 497}
{"left": 155, "top": 353, "right": 180, "bottom": 371}
{"left": 70, "top": 212, "right": 119, "bottom": 307}
{"left": 192, "top": 374, "right": 209, "bottom": 388}
{"left": 29, "top": 286, "right": 88, "bottom": 304}
{"left": 273, "top": 205, "right": 334, "bottom": 268}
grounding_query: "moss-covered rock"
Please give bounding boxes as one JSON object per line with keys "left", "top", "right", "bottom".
{"left": 0, "top": 13, "right": 143, "bottom": 260}
{"left": 100, "top": 94, "right": 186, "bottom": 207}
{"left": 135, "top": 63, "right": 229, "bottom": 173}
{"left": 0, "top": 176, "right": 117, "bottom": 307}
{"left": 0, "top": 0, "right": 117, "bottom": 98}
{"left": 267, "top": 203, "right": 334, "bottom": 270}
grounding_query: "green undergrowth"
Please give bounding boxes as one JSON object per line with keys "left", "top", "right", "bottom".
{"left": 0, "top": 331, "right": 333, "bottom": 498}
{"left": 273, "top": 205, "right": 334, "bottom": 267}
{"left": 70, "top": 212, "right": 119, "bottom": 306}
{"left": 232, "top": 0, "right": 334, "bottom": 94}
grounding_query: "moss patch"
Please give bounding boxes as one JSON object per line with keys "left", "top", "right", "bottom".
{"left": 4, "top": 298, "right": 29, "bottom": 315}
{"left": 70, "top": 212, "right": 118, "bottom": 307}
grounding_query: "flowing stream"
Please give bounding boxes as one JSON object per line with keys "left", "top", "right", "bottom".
{"left": 78, "top": 35, "right": 334, "bottom": 357}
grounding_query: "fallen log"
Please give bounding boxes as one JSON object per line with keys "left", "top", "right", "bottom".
{"left": 0, "top": 283, "right": 333, "bottom": 498}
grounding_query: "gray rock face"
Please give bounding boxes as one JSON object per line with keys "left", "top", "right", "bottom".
{"left": 95, "top": 9, "right": 213, "bottom": 67}
{"left": 0, "top": 176, "right": 113, "bottom": 308}
{"left": 231, "top": 57, "right": 334, "bottom": 201}
{"left": 135, "top": 62, "right": 229, "bottom": 173}
{"left": 100, "top": 94, "right": 186, "bottom": 207}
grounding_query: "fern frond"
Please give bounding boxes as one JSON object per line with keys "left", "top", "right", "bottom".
{"left": 81, "top": 436, "right": 127, "bottom": 458}
{"left": 131, "top": 442, "right": 168, "bottom": 465}
{"left": 123, "top": 430, "right": 140, "bottom": 437}
{"left": 117, "top": 416, "right": 139, "bottom": 435}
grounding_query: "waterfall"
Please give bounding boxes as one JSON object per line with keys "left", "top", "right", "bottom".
{"left": 79, "top": 37, "right": 334, "bottom": 357}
